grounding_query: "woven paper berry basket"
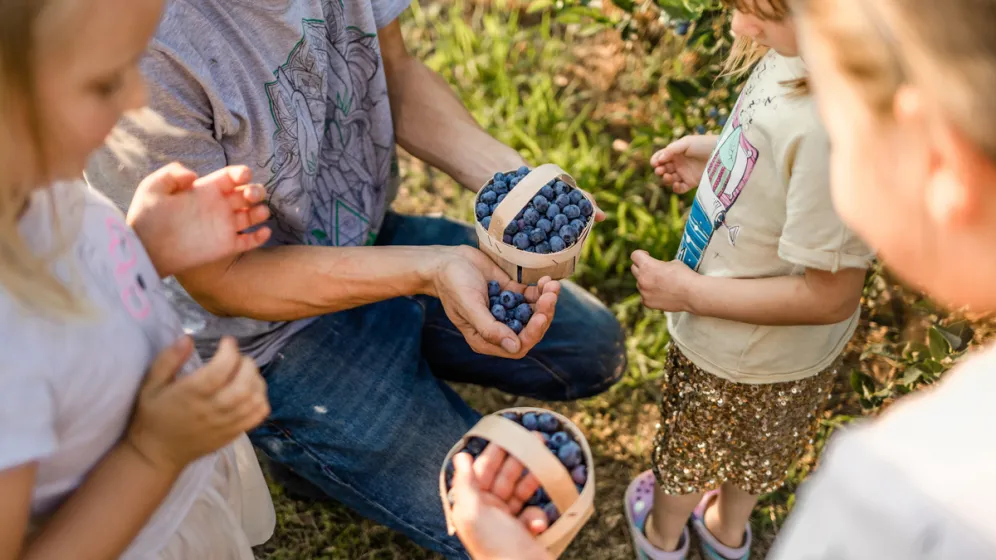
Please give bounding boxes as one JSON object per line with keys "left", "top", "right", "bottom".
{"left": 438, "top": 408, "right": 596, "bottom": 558}
{"left": 474, "top": 164, "right": 596, "bottom": 284}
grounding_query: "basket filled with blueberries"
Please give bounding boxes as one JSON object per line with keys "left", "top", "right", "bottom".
{"left": 474, "top": 164, "right": 596, "bottom": 284}
{"left": 439, "top": 408, "right": 595, "bottom": 558}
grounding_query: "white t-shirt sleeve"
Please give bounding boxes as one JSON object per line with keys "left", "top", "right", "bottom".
{"left": 777, "top": 127, "right": 873, "bottom": 272}
{"left": 0, "top": 366, "right": 57, "bottom": 472}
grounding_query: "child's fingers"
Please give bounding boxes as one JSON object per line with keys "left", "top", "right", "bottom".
{"left": 142, "top": 336, "right": 195, "bottom": 392}
{"left": 233, "top": 204, "right": 271, "bottom": 233}
{"left": 183, "top": 336, "right": 242, "bottom": 396}
{"left": 473, "top": 442, "right": 508, "bottom": 491}
{"left": 193, "top": 165, "right": 252, "bottom": 194}
{"left": 213, "top": 356, "right": 264, "bottom": 412}
{"left": 228, "top": 184, "right": 267, "bottom": 210}
{"left": 140, "top": 163, "right": 199, "bottom": 195}
{"left": 519, "top": 507, "right": 549, "bottom": 535}
{"left": 233, "top": 227, "right": 272, "bottom": 254}
{"left": 490, "top": 453, "right": 527, "bottom": 501}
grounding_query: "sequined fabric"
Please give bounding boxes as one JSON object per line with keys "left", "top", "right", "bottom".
{"left": 652, "top": 344, "right": 839, "bottom": 496}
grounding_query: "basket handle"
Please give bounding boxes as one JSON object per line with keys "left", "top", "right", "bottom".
{"left": 487, "top": 164, "right": 571, "bottom": 240}
{"left": 464, "top": 414, "right": 579, "bottom": 514}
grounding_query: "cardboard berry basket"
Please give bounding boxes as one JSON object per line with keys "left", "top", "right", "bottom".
{"left": 475, "top": 164, "right": 596, "bottom": 284}
{"left": 438, "top": 408, "right": 596, "bottom": 558}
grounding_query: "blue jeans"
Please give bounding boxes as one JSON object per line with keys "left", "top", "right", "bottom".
{"left": 249, "top": 213, "right": 626, "bottom": 559}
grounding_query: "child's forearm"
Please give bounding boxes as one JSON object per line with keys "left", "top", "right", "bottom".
{"left": 682, "top": 268, "right": 866, "bottom": 326}
{"left": 22, "top": 441, "right": 181, "bottom": 560}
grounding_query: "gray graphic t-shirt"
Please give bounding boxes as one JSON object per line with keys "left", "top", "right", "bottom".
{"left": 86, "top": 0, "right": 408, "bottom": 364}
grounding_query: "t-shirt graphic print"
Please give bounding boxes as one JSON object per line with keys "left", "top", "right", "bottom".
{"left": 263, "top": 1, "right": 393, "bottom": 248}
{"left": 676, "top": 96, "right": 759, "bottom": 271}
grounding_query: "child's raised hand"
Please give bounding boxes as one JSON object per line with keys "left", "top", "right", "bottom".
{"left": 126, "top": 336, "right": 270, "bottom": 474}
{"left": 650, "top": 135, "right": 718, "bottom": 194}
{"left": 470, "top": 433, "right": 550, "bottom": 534}
{"left": 127, "top": 163, "right": 272, "bottom": 278}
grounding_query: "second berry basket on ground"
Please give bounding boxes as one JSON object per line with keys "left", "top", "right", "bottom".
{"left": 438, "top": 408, "right": 596, "bottom": 558}
{"left": 475, "top": 164, "right": 596, "bottom": 284}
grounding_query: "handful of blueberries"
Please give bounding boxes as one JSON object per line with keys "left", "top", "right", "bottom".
{"left": 476, "top": 167, "right": 594, "bottom": 254}
{"left": 445, "top": 410, "right": 589, "bottom": 528}
{"left": 489, "top": 280, "right": 531, "bottom": 334}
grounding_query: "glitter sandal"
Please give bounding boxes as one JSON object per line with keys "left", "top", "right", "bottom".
{"left": 624, "top": 470, "right": 690, "bottom": 560}
{"left": 690, "top": 490, "right": 752, "bottom": 560}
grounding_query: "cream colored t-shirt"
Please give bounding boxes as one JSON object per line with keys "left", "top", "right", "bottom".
{"left": 667, "top": 52, "right": 873, "bottom": 384}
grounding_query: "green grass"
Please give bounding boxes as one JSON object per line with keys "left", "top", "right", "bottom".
{"left": 256, "top": 2, "right": 986, "bottom": 558}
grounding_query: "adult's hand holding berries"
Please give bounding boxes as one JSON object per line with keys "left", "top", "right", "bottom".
{"left": 631, "top": 250, "right": 698, "bottom": 313}
{"left": 649, "top": 135, "right": 719, "bottom": 194}
{"left": 127, "top": 163, "right": 272, "bottom": 278}
{"left": 126, "top": 336, "right": 271, "bottom": 475}
{"left": 430, "top": 246, "right": 560, "bottom": 358}
{"left": 450, "top": 453, "right": 554, "bottom": 560}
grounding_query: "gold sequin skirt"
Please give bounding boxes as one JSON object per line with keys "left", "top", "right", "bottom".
{"left": 652, "top": 344, "right": 839, "bottom": 496}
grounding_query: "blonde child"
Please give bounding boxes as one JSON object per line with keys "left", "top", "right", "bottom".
{"left": 770, "top": 0, "right": 996, "bottom": 557}
{"left": 625, "top": 1, "right": 873, "bottom": 558}
{"left": 0, "top": 0, "right": 277, "bottom": 557}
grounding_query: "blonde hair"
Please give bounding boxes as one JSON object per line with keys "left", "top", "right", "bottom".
{"left": 794, "top": 0, "right": 996, "bottom": 161}
{"left": 720, "top": 0, "right": 808, "bottom": 93}
{"left": 0, "top": 0, "right": 86, "bottom": 315}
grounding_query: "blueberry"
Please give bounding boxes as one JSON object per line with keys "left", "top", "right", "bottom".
{"left": 540, "top": 184, "right": 555, "bottom": 199}
{"left": 550, "top": 431, "right": 571, "bottom": 448}
{"left": 513, "top": 292, "right": 526, "bottom": 306}
{"left": 535, "top": 241, "right": 551, "bottom": 254}
{"left": 517, "top": 166, "right": 530, "bottom": 176}
{"left": 467, "top": 436, "right": 489, "bottom": 456}
{"left": 491, "top": 304, "right": 507, "bottom": 322}
{"left": 553, "top": 181, "right": 568, "bottom": 196}
{"left": 527, "top": 488, "right": 547, "bottom": 506}
{"left": 526, "top": 246, "right": 537, "bottom": 253}
{"left": 553, "top": 214, "right": 569, "bottom": 231}
{"left": 481, "top": 216, "right": 491, "bottom": 230}
{"left": 504, "top": 221, "right": 519, "bottom": 236}
{"left": 528, "top": 228, "right": 547, "bottom": 244}
{"left": 549, "top": 236, "right": 566, "bottom": 253}
{"left": 488, "top": 280, "right": 501, "bottom": 297}
{"left": 532, "top": 195, "right": 550, "bottom": 213}
{"left": 696, "top": 125, "right": 706, "bottom": 134}
{"left": 557, "top": 441, "right": 583, "bottom": 468}
{"left": 559, "top": 225, "right": 577, "bottom": 246}
{"left": 523, "top": 208, "right": 541, "bottom": 227}
{"left": 564, "top": 204, "right": 581, "bottom": 219}
{"left": 499, "top": 291, "right": 518, "bottom": 309}
{"left": 514, "top": 303, "right": 533, "bottom": 323}
{"left": 496, "top": 193, "right": 507, "bottom": 204}
{"left": 569, "top": 190, "right": 584, "bottom": 204}
{"left": 676, "top": 20, "right": 690, "bottom": 35}
{"left": 516, "top": 219, "right": 527, "bottom": 231}
{"left": 513, "top": 232, "right": 530, "bottom": 250}
{"left": 522, "top": 412, "right": 539, "bottom": 430}
{"left": 536, "top": 218, "right": 553, "bottom": 234}
{"left": 555, "top": 194, "right": 571, "bottom": 208}
{"left": 540, "top": 432, "right": 553, "bottom": 447}
{"left": 490, "top": 296, "right": 499, "bottom": 308}
{"left": 546, "top": 204, "right": 561, "bottom": 219}
{"left": 481, "top": 190, "right": 497, "bottom": 204}
{"left": 493, "top": 181, "right": 509, "bottom": 195}
{"left": 501, "top": 411, "right": 521, "bottom": 423}
{"left": 708, "top": 107, "right": 719, "bottom": 118}
{"left": 502, "top": 234, "right": 513, "bottom": 245}
{"left": 490, "top": 203, "right": 500, "bottom": 215}
{"left": 510, "top": 177, "right": 521, "bottom": 188}
{"left": 507, "top": 318, "right": 524, "bottom": 334}
{"left": 475, "top": 203, "right": 490, "bottom": 219}
{"left": 719, "top": 116, "right": 728, "bottom": 127}
{"left": 542, "top": 502, "right": 561, "bottom": 524}
{"left": 571, "top": 464, "right": 588, "bottom": 486}
{"left": 578, "top": 199, "right": 593, "bottom": 217}
{"left": 537, "top": 413, "right": 559, "bottom": 433}
{"left": 569, "top": 218, "right": 586, "bottom": 235}
{"left": 493, "top": 172, "right": 506, "bottom": 183}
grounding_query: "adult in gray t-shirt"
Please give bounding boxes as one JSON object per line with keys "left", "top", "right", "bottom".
{"left": 86, "top": 1, "right": 625, "bottom": 557}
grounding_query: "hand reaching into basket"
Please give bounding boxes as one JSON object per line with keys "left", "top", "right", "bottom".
{"left": 430, "top": 246, "right": 560, "bottom": 359}
{"left": 450, "top": 452, "right": 554, "bottom": 560}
